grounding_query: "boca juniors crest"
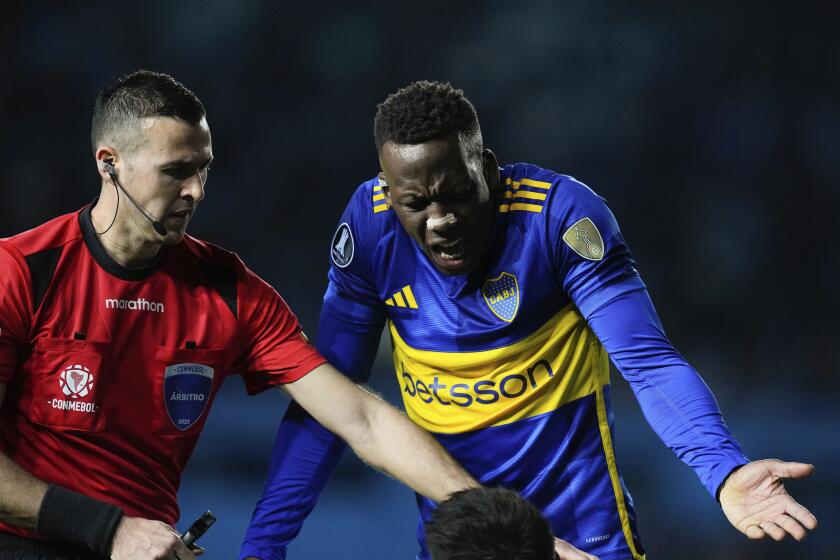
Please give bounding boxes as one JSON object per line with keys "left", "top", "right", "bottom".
{"left": 164, "top": 363, "right": 214, "bottom": 431}
{"left": 482, "top": 272, "right": 520, "bottom": 323}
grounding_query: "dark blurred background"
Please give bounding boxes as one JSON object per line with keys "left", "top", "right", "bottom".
{"left": 1, "top": 1, "right": 837, "bottom": 558}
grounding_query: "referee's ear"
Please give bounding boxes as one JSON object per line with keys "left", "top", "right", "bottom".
{"left": 95, "top": 147, "right": 118, "bottom": 180}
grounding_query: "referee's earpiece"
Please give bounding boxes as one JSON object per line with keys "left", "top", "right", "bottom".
{"left": 97, "top": 157, "right": 168, "bottom": 237}
{"left": 99, "top": 159, "right": 116, "bottom": 177}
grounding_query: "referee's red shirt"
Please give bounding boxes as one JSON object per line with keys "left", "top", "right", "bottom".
{"left": 0, "top": 205, "right": 326, "bottom": 541}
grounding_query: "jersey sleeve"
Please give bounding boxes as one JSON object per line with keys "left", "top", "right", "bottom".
{"left": 547, "top": 178, "right": 748, "bottom": 498}
{"left": 586, "top": 288, "right": 749, "bottom": 498}
{"left": 546, "top": 177, "right": 645, "bottom": 318}
{"left": 234, "top": 264, "right": 326, "bottom": 395}
{"left": 0, "top": 241, "right": 32, "bottom": 381}
{"left": 318, "top": 179, "right": 388, "bottom": 376}
{"left": 323, "top": 180, "right": 387, "bottom": 317}
{"left": 240, "top": 182, "right": 387, "bottom": 560}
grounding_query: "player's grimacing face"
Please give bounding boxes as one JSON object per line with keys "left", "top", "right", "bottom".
{"left": 380, "top": 135, "right": 501, "bottom": 276}
{"left": 119, "top": 116, "right": 213, "bottom": 244}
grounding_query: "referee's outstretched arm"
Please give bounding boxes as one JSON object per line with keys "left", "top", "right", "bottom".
{"left": 0, "top": 381, "right": 199, "bottom": 559}
{"left": 280, "top": 363, "right": 480, "bottom": 502}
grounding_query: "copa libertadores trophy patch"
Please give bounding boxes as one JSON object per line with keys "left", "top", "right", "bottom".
{"left": 562, "top": 218, "right": 604, "bottom": 261}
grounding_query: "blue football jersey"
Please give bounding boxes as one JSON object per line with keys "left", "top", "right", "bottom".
{"left": 327, "top": 163, "right": 647, "bottom": 560}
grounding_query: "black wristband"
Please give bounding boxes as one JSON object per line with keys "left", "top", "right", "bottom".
{"left": 36, "top": 484, "right": 124, "bottom": 557}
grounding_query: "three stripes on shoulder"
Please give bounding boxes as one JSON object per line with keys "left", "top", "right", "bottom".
{"left": 370, "top": 177, "right": 553, "bottom": 215}
{"left": 385, "top": 285, "right": 418, "bottom": 309}
{"left": 499, "top": 178, "right": 551, "bottom": 213}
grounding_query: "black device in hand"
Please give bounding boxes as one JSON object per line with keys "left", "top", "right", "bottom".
{"left": 181, "top": 510, "right": 216, "bottom": 547}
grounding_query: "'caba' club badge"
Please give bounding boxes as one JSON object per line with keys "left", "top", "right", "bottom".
{"left": 482, "top": 272, "right": 520, "bottom": 323}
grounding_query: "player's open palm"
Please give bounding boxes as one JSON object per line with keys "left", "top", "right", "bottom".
{"left": 554, "top": 536, "right": 599, "bottom": 560}
{"left": 111, "top": 516, "right": 199, "bottom": 559}
{"left": 719, "top": 459, "right": 817, "bottom": 542}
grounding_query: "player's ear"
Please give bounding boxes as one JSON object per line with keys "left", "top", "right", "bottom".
{"left": 482, "top": 149, "right": 502, "bottom": 195}
{"left": 377, "top": 171, "right": 392, "bottom": 208}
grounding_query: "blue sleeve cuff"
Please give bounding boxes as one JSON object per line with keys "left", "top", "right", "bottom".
{"left": 709, "top": 457, "right": 750, "bottom": 501}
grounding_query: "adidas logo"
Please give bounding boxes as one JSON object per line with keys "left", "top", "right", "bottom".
{"left": 385, "top": 285, "right": 418, "bottom": 309}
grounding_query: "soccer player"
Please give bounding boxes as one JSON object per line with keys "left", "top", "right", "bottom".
{"left": 0, "top": 72, "right": 478, "bottom": 560}
{"left": 242, "top": 81, "right": 818, "bottom": 560}
{"left": 426, "top": 487, "right": 555, "bottom": 560}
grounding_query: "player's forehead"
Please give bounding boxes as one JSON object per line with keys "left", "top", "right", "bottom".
{"left": 135, "top": 116, "right": 212, "bottom": 165}
{"left": 380, "top": 136, "right": 475, "bottom": 195}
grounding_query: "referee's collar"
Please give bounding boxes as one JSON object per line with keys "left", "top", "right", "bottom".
{"left": 78, "top": 199, "right": 167, "bottom": 281}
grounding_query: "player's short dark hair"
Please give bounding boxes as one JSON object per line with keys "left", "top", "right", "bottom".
{"left": 91, "top": 70, "right": 205, "bottom": 155}
{"left": 426, "top": 487, "right": 555, "bottom": 560}
{"left": 374, "top": 80, "right": 481, "bottom": 153}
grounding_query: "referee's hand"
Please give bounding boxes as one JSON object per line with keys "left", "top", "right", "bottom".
{"left": 553, "top": 536, "right": 599, "bottom": 560}
{"left": 111, "top": 516, "right": 201, "bottom": 560}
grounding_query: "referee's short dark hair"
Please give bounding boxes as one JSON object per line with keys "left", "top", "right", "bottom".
{"left": 374, "top": 80, "right": 481, "bottom": 154}
{"left": 426, "top": 487, "right": 555, "bottom": 560}
{"left": 91, "top": 70, "right": 205, "bottom": 155}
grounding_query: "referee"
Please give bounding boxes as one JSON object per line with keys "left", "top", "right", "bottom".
{"left": 0, "top": 71, "right": 477, "bottom": 560}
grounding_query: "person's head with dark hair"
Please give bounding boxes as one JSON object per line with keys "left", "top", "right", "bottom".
{"left": 375, "top": 81, "right": 504, "bottom": 277}
{"left": 91, "top": 69, "right": 206, "bottom": 156}
{"left": 90, "top": 70, "right": 213, "bottom": 252}
{"left": 374, "top": 80, "right": 481, "bottom": 156}
{"left": 426, "top": 487, "right": 555, "bottom": 560}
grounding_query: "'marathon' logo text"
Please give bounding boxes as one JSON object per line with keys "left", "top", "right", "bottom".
{"left": 104, "top": 298, "right": 165, "bottom": 313}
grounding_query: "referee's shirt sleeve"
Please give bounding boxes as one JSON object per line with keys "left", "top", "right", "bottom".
{"left": 234, "top": 265, "right": 326, "bottom": 395}
{"left": 0, "top": 242, "right": 31, "bottom": 381}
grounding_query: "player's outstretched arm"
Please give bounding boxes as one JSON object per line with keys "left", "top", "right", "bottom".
{"left": 584, "top": 289, "right": 819, "bottom": 542}
{"left": 282, "top": 363, "right": 479, "bottom": 502}
{"left": 719, "top": 459, "right": 817, "bottom": 541}
{"left": 0, "top": 382, "right": 199, "bottom": 559}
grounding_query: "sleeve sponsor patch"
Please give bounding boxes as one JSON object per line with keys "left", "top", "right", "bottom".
{"left": 331, "top": 222, "right": 354, "bottom": 268}
{"left": 562, "top": 217, "right": 604, "bottom": 261}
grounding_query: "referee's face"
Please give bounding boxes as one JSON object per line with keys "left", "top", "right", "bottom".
{"left": 379, "top": 134, "right": 502, "bottom": 276}
{"left": 119, "top": 116, "right": 213, "bottom": 244}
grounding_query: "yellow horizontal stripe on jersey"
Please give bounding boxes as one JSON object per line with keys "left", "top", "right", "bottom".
{"left": 510, "top": 202, "right": 543, "bottom": 213}
{"left": 385, "top": 298, "right": 395, "bottom": 306}
{"left": 514, "top": 190, "right": 547, "bottom": 201}
{"left": 373, "top": 185, "right": 384, "bottom": 192}
{"left": 502, "top": 191, "right": 514, "bottom": 199}
{"left": 498, "top": 204, "right": 510, "bottom": 213}
{"left": 393, "top": 292, "right": 407, "bottom": 307}
{"left": 389, "top": 304, "right": 610, "bottom": 434}
{"left": 520, "top": 178, "right": 552, "bottom": 189}
{"left": 373, "top": 193, "right": 385, "bottom": 202}
{"left": 373, "top": 204, "right": 390, "bottom": 213}
{"left": 402, "top": 285, "right": 418, "bottom": 309}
